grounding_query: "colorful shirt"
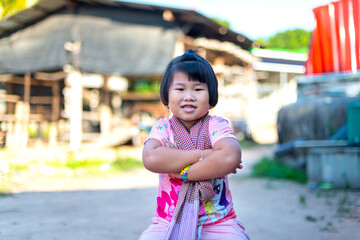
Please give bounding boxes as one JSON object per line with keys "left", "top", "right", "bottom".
{"left": 146, "top": 115, "right": 238, "bottom": 226}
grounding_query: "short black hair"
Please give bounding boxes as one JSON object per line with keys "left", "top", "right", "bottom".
{"left": 160, "top": 49, "right": 218, "bottom": 107}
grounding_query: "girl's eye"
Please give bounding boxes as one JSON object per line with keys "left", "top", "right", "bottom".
{"left": 175, "top": 88, "right": 184, "bottom": 91}
{"left": 195, "top": 88, "right": 204, "bottom": 91}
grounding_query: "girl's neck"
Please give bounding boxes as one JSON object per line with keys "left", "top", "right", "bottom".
{"left": 174, "top": 112, "right": 209, "bottom": 132}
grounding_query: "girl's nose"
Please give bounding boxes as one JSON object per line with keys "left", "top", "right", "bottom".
{"left": 184, "top": 91, "right": 195, "bottom": 101}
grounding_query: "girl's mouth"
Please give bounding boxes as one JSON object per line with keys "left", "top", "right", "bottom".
{"left": 182, "top": 105, "right": 196, "bottom": 113}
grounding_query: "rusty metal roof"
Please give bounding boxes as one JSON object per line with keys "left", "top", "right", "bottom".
{"left": 0, "top": 0, "right": 253, "bottom": 50}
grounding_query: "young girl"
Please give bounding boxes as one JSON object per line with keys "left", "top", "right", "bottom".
{"left": 139, "top": 49, "right": 250, "bottom": 240}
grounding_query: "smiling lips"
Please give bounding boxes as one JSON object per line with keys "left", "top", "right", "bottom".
{"left": 182, "top": 104, "right": 196, "bottom": 113}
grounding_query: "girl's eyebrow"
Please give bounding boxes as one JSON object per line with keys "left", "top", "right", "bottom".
{"left": 172, "top": 82, "right": 205, "bottom": 87}
{"left": 172, "top": 83, "right": 185, "bottom": 86}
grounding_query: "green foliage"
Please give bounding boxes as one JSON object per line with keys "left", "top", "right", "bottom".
{"left": 305, "top": 215, "right": 317, "bottom": 222}
{"left": 251, "top": 157, "right": 307, "bottom": 183}
{"left": 0, "top": 0, "right": 38, "bottom": 18}
{"left": 253, "top": 38, "right": 267, "bottom": 48}
{"left": 1, "top": 0, "right": 25, "bottom": 18}
{"left": 133, "top": 80, "right": 158, "bottom": 93}
{"left": 210, "top": 17, "right": 230, "bottom": 28}
{"left": 299, "top": 194, "right": 306, "bottom": 205}
{"left": 255, "top": 28, "right": 311, "bottom": 51}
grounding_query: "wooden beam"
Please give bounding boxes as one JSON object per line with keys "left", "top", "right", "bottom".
{"left": 0, "top": 94, "right": 20, "bottom": 103}
{"left": 119, "top": 92, "right": 159, "bottom": 101}
{"left": 34, "top": 71, "right": 66, "bottom": 81}
{"left": 0, "top": 115, "right": 16, "bottom": 121}
{"left": 0, "top": 75, "right": 60, "bottom": 87}
{"left": 29, "top": 96, "right": 53, "bottom": 104}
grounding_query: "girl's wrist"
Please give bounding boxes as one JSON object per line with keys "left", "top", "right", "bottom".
{"left": 196, "top": 149, "right": 203, "bottom": 161}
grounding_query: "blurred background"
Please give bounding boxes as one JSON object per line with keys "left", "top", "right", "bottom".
{"left": 0, "top": 0, "right": 359, "bottom": 239}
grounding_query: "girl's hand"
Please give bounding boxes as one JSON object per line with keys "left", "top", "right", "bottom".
{"left": 161, "top": 139, "right": 181, "bottom": 178}
{"left": 169, "top": 172, "right": 182, "bottom": 179}
{"left": 232, "top": 160, "right": 243, "bottom": 174}
{"left": 162, "top": 138, "right": 176, "bottom": 148}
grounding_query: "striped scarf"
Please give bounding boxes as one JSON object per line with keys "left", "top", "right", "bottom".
{"left": 164, "top": 114, "right": 215, "bottom": 240}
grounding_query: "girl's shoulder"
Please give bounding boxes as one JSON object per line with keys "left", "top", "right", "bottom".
{"left": 152, "top": 118, "right": 171, "bottom": 131}
{"left": 154, "top": 116, "right": 231, "bottom": 131}
{"left": 147, "top": 118, "right": 172, "bottom": 143}
{"left": 208, "top": 115, "right": 236, "bottom": 143}
{"left": 208, "top": 115, "right": 231, "bottom": 128}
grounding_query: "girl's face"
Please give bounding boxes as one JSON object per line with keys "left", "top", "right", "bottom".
{"left": 168, "top": 71, "right": 211, "bottom": 131}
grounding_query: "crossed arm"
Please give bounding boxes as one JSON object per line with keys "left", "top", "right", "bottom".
{"left": 142, "top": 137, "right": 242, "bottom": 181}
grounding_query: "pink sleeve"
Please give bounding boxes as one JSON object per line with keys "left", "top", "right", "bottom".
{"left": 208, "top": 116, "right": 237, "bottom": 146}
{"left": 145, "top": 118, "right": 171, "bottom": 145}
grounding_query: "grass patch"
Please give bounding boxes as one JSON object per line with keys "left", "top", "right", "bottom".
{"left": 9, "top": 164, "right": 28, "bottom": 171}
{"left": 111, "top": 158, "right": 144, "bottom": 171}
{"left": 46, "top": 156, "right": 143, "bottom": 174}
{"left": 251, "top": 157, "right": 307, "bottom": 183}
{"left": 63, "top": 158, "right": 106, "bottom": 170}
{"left": 0, "top": 191, "right": 12, "bottom": 197}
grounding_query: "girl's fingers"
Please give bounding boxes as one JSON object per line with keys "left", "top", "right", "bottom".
{"left": 238, "top": 160, "right": 243, "bottom": 169}
{"left": 162, "top": 139, "right": 176, "bottom": 148}
{"left": 232, "top": 163, "right": 243, "bottom": 174}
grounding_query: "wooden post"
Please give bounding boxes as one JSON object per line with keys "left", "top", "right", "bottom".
{"left": 22, "top": 72, "right": 31, "bottom": 148}
{"left": 100, "top": 76, "right": 112, "bottom": 137}
{"left": 24, "top": 72, "right": 31, "bottom": 103}
{"left": 6, "top": 83, "right": 14, "bottom": 114}
{"left": 13, "top": 101, "right": 29, "bottom": 149}
{"left": 5, "top": 122, "right": 13, "bottom": 148}
{"left": 36, "top": 80, "right": 43, "bottom": 114}
{"left": 100, "top": 104, "right": 112, "bottom": 137}
{"left": 49, "top": 81, "right": 60, "bottom": 148}
{"left": 173, "top": 34, "right": 185, "bottom": 57}
{"left": 66, "top": 71, "right": 83, "bottom": 150}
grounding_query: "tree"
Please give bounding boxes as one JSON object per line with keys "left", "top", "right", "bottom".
{"left": 210, "top": 17, "right": 230, "bottom": 28}
{"left": 0, "top": 0, "right": 38, "bottom": 19}
{"left": 255, "top": 29, "right": 311, "bottom": 51}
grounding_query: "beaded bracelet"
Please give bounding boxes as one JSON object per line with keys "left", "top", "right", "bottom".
{"left": 180, "top": 165, "right": 191, "bottom": 182}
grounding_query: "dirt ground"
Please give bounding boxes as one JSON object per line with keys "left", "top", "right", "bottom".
{"left": 0, "top": 145, "right": 360, "bottom": 240}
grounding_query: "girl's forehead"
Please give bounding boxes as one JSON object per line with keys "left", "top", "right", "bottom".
{"left": 172, "top": 71, "right": 201, "bottom": 82}
{"left": 171, "top": 77, "right": 205, "bottom": 86}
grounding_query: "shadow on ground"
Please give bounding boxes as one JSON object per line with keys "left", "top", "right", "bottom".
{"left": 0, "top": 187, "right": 157, "bottom": 240}
{"left": 1, "top": 176, "right": 359, "bottom": 240}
